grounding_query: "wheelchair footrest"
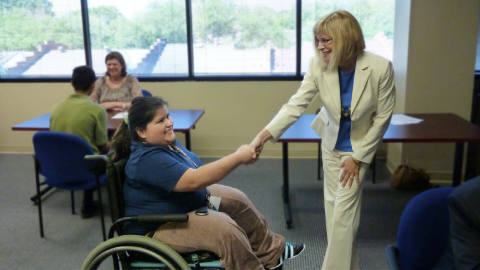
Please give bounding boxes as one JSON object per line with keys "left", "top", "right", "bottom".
{"left": 130, "top": 250, "right": 222, "bottom": 269}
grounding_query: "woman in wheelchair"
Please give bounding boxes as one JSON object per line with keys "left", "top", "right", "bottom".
{"left": 109, "top": 96, "right": 305, "bottom": 270}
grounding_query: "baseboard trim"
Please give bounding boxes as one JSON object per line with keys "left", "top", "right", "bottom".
{"left": 0, "top": 146, "right": 34, "bottom": 154}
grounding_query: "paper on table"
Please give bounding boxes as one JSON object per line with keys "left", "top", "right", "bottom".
{"left": 112, "top": 112, "right": 128, "bottom": 119}
{"left": 390, "top": 114, "right": 423, "bottom": 125}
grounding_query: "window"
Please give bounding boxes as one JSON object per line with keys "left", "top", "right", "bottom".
{"left": 88, "top": 0, "right": 188, "bottom": 77}
{"left": 0, "top": 0, "right": 395, "bottom": 80}
{"left": 191, "top": 0, "right": 296, "bottom": 76}
{"left": 301, "top": 0, "right": 395, "bottom": 73}
{"left": 0, "top": 0, "right": 85, "bottom": 78}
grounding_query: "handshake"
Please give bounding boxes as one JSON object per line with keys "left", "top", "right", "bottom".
{"left": 235, "top": 131, "right": 269, "bottom": 165}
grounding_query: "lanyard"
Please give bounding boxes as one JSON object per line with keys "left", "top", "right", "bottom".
{"left": 171, "top": 144, "right": 198, "bottom": 168}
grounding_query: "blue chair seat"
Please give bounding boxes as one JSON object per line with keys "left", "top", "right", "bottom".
{"left": 33, "top": 131, "right": 107, "bottom": 240}
{"left": 142, "top": 89, "right": 153, "bottom": 97}
{"left": 385, "top": 187, "right": 454, "bottom": 270}
{"left": 44, "top": 175, "right": 106, "bottom": 190}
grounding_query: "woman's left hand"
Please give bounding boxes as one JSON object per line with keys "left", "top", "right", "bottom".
{"left": 339, "top": 157, "right": 360, "bottom": 188}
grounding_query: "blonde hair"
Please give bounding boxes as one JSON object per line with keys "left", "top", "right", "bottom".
{"left": 313, "top": 10, "right": 365, "bottom": 70}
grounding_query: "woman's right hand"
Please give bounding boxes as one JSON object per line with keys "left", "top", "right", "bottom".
{"left": 235, "top": 144, "right": 257, "bottom": 164}
{"left": 249, "top": 129, "right": 272, "bottom": 162}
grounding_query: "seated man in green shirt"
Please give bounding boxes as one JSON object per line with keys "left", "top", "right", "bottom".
{"left": 50, "top": 65, "right": 111, "bottom": 218}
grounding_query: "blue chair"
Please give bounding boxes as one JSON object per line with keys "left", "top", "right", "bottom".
{"left": 385, "top": 187, "right": 454, "bottom": 270}
{"left": 33, "top": 131, "right": 107, "bottom": 240}
{"left": 142, "top": 89, "right": 153, "bottom": 97}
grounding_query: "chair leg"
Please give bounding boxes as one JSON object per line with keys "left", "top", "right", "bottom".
{"left": 71, "top": 191, "right": 75, "bottom": 215}
{"left": 34, "top": 160, "right": 44, "bottom": 238}
{"left": 96, "top": 176, "right": 106, "bottom": 241}
{"left": 30, "top": 185, "right": 53, "bottom": 205}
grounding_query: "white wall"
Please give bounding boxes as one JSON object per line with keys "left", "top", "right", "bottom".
{"left": 387, "top": 0, "right": 479, "bottom": 181}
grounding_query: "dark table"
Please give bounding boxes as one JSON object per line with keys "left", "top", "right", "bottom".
{"left": 12, "top": 109, "right": 205, "bottom": 151}
{"left": 277, "top": 113, "right": 480, "bottom": 228}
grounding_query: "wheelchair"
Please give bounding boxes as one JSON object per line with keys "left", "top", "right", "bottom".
{"left": 81, "top": 155, "right": 223, "bottom": 270}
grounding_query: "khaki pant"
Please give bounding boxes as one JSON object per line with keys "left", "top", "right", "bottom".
{"left": 321, "top": 144, "right": 369, "bottom": 270}
{"left": 151, "top": 184, "right": 285, "bottom": 270}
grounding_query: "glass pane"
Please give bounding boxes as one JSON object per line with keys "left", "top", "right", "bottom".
{"left": 301, "top": 0, "right": 395, "bottom": 73}
{"left": 0, "top": 0, "right": 85, "bottom": 78}
{"left": 192, "top": 0, "right": 296, "bottom": 76}
{"left": 87, "top": 0, "right": 188, "bottom": 77}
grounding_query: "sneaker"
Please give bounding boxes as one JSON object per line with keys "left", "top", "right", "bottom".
{"left": 270, "top": 241, "right": 306, "bottom": 269}
{"left": 81, "top": 201, "right": 99, "bottom": 219}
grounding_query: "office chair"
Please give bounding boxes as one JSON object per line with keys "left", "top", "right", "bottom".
{"left": 32, "top": 131, "right": 107, "bottom": 240}
{"left": 82, "top": 155, "right": 222, "bottom": 269}
{"left": 385, "top": 187, "right": 454, "bottom": 270}
{"left": 142, "top": 89, "right": 153, "bottom": 97}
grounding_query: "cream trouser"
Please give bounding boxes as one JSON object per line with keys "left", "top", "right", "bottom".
{"left": 151, "top": 184, "right": 286, "bottom": 270}
{"left": 321, "top": 143, "right": 369, "bottom": 270}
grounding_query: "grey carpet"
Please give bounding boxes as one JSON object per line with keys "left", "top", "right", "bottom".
{"left": 0, "top": 154, "right": 426, "bottom": 269}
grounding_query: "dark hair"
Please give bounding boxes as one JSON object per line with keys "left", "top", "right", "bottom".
{"left": 109, "top": 96, "right": 169, "bottom": 162}
{"left": 72, "top": 65, "right": 96, "bottom": 91}
{"left": 105, "top": 51, "right": 127, "bottom": 77}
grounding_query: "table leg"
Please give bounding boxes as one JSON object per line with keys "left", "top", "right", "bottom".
{"left": 185, "top": 131, "right": 191, "bottom": 151}
{"left": 317, "top": 143, "right": 322, "bottom": 180}
{"left": 282, "top": 142, "right": 293, "bottom": 229}
{"left": 30, "top": 186, "right": 54, "bottom": 204}
{"left": 452, "top": 142, "right": 464, "bottom": 187}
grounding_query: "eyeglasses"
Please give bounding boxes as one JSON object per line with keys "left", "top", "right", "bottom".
{"left": 315, "top": 38, "right": 333, "bottom": 46}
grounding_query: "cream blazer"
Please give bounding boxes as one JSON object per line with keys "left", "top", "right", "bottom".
{"left": 265, "top": 51, "right": 395, "bottom": 164}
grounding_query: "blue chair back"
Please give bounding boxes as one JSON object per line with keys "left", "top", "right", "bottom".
{"left": 141, "top": 89, "right": 153, "bottom": 97}
{"left": 33, "top": 131, "right": 103, "bottom": 190}
{"left": 396, "top": 187, "right": 454, "bottom": 270}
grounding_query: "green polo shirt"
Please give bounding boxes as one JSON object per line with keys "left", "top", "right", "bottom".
{"left": 51, "top": 94, "right": 108, "bottom": 154}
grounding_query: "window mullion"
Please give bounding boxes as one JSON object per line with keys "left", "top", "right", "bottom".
{"left": 186, "top": 0, "right": 194, "bottom": 79}
{"left": 80, "top": 0, "right": 92, "bottom": 67}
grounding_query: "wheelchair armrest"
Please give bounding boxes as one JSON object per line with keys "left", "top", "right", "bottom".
{"left": 109, "top": 214, "right": 189, "bottom": 239}
{"left": 385, "top": 245, "right": 401, "bottom": 270}
{"left": 138, "top": 214, "right": 189, "bottom": 223}
{"left": 84, "top": 154, "right": 111, "bottom": 175}
{"left": 85, "top": 154, "right": 110, "bottom": 162}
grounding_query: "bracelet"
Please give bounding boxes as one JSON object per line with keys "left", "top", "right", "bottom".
{"left": 122, "top": 103, "right": 126, "bottom": 110}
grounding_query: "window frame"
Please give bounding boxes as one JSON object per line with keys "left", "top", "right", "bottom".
{"left": 0, "top": 0, "right": 393, "bottom": 82}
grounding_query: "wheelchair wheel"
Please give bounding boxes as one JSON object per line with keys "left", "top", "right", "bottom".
{"left": 81, "top": 235, "right": 190, "bottom": 270}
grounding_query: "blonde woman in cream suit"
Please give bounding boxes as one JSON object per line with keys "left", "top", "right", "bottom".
{"left": 250, "top": 10, "right": 395, "bottom": 270}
